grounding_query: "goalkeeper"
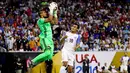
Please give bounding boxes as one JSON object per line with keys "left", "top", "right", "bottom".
{"left": 30, "top": 2, "right": 58, "bottom": 67}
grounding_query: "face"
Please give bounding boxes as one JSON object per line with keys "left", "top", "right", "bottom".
{"left": 124, "top": 52, "right": 127, "bottom": 56}
{"left": 71, "top": 25, "right": 78, "bottom": 33}
{"left": 40, "top": 11, "right": 47, "bottom": 17}
{"left": 86, "top": 58, "right": 89, "bottom": 61}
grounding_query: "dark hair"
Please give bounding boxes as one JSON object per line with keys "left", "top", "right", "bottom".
{"left": 73, "top": 24, "right": 79, "bottom": 29}
{"left": 39, "top": 7, "right": 50, "bottom": 18}
{"left": 42, "top": 7, "right": 50, "bottom": 13}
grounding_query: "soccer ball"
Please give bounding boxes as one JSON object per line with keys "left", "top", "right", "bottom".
{"left": 49, "top": 2, "right": 58, "bottom": 9}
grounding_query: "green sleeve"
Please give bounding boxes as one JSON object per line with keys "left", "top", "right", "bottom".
{"left": 37, "top": 18, "right": 45, "bottom": 31}
{"left": 37, "top": 18, "right": 45, "bottom": 38}
{"left": 37, "top": 18, "right": 45, "bottom": 25}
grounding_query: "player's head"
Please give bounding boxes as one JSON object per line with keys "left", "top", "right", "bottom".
{"left": 71, "top": 24, "right": 79, "bottom": 33}
{"left": 124, "top": 52, "right": 128, "bottom": 56}
{"left": 39, "top": 7, "right": 49, "bottom": 18}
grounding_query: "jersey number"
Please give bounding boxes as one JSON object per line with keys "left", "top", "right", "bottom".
{"left": 69, "top": 39, "right": 73, "bottom": 43}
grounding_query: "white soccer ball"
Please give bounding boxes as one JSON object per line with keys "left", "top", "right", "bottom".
{"left": 50, "top": 2, "right": 58, "bottom": 9}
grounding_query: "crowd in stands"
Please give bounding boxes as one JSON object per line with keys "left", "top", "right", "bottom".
{"left": 0, "top": 0, "right": 130, "bottom": 52}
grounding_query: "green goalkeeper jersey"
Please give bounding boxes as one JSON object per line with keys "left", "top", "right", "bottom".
{"left": 37, "top": 18, "right": 53, "bottom": 39}
{"left": 32, "top": 18, "right": 54, "bottom": 65}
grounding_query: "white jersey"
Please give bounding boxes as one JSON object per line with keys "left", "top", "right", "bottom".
{"left": 62, "top": 32, "right": 79, "bottom": 52}
{"left": 121, "top": 56, "right": 129, "bottom": 66}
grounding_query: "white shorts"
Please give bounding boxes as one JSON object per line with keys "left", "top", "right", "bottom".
{"left": 120, "top": 65, "right": 127, "bottom": 72}
{"left": 61, "top": 50, "right": 75, "bottom": 66}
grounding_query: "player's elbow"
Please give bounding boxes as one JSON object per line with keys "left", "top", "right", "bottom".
{"left": 50, "top": 21, "right": 55, "bottom": 24}
{"left": 54, "top": 21, "right": 58, "bottom": 25}
{"left": 51, "top": 20, "right": 58, "bottom": 24}
{"left": 46, "top": 15, "right": 53, "bottom": 22}
{"left": 49, "top": 17, "right": 53, "bottom": 22}
{"left": 55, "top": 20, "right": 58, "bottom": 24}
{"left": 45, "top": 18, "right": 51, "bottom": 23}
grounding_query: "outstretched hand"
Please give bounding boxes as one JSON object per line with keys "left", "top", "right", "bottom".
{"left": 49, "top": 2, "right": 57, "bottom": 11}
{"left": 49, "top": 2, "right": 58, "bottom": 15}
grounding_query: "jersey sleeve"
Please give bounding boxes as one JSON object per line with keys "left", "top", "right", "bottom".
{"left": 63, "top": 32, "right": 68, "bottom": 37}
{"left": 76, "top": 35, "right": 81, "bottom": 45}
{"left": 60, "top": 32, "right": 67, "bottom": 41}
{"left": 61, "top": 31, "right": 66, "bottom": 36}
{"left": 37, "top": 18, "right": 45, "bottom": 31}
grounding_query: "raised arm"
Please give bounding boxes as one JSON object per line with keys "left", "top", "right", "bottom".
{"left": 44, "top": 2, "right": 58, "bottom": 24}
{"left": 60, "top": 35, "right": 67, "bottom": 45}
{"left": 50, "top": 6, "right": 58, "bottom": 24}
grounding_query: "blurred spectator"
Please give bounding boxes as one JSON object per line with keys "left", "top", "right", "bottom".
{"left": 96, "top": 62, "right": 102, "bottom": 73}
{"left": 28, "top": 37, "right": 37, "bottom": 51}
{"left": 109, "top": 64, "right": 118, "bottom": 73}
{"left": 16, "top": 36, "right": 22, "bottom": 51}
{"left": 80, "top": 39, "right": 89, "bottom": 51}
{"left": 7, "top": 36, "right": 15, "bottom": 51}
{"left": 19, "top": 45, "right": 24, "bottom": 52}
{"left": 102, "top": 63, "right": 111, "bottom": 73}
{"left": 22, "top": 36, "right": 28, "bottom": 51}
{"left": 82, "top": 27, "right": 89, "bottom": 42}
{"left": 35, "top": 37, "right": 41, "bottom": 51}
{"left": 82, "top": 56, "right": 90, "bottom": 73}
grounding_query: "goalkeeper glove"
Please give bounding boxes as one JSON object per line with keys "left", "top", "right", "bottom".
{"left": 54, "top": 7, "right": 58, "bottom": 18}
{"left": 49, "top": 2, "right": 57, "bottom": 16}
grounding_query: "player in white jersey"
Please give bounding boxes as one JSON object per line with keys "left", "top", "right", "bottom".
{"left": 120, "top": 52, "right": 130, "bottom": 73}
{"left": 59, "top": 24, "right": 80, "bottom": 73}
